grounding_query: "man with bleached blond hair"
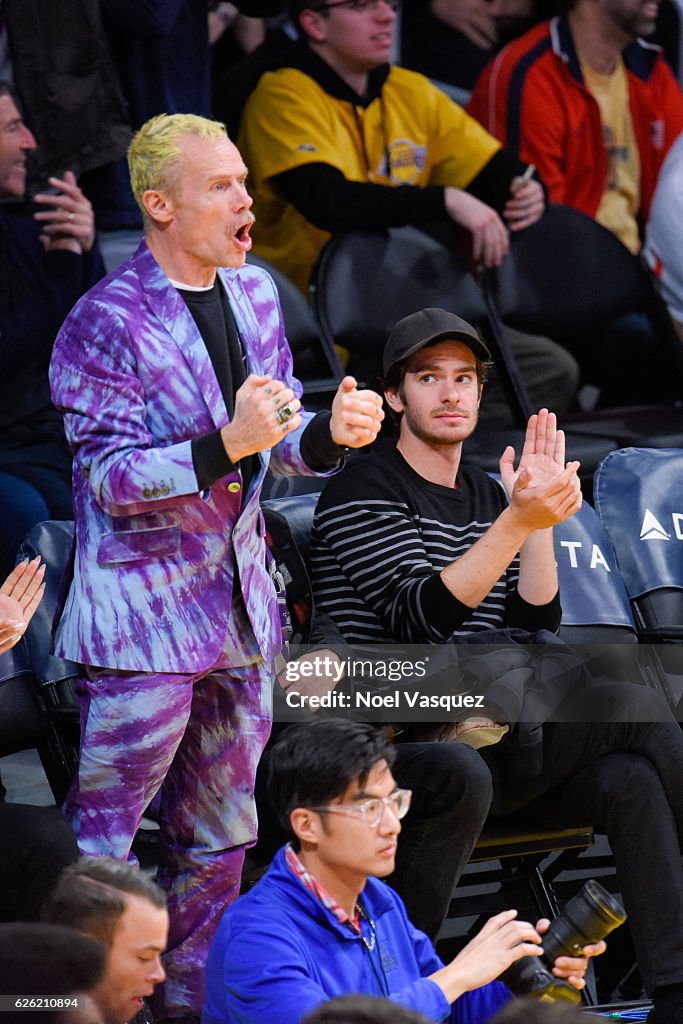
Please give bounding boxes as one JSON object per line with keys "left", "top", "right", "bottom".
{"left": 48, "top": 112, "right": 384, "bottom": 1021}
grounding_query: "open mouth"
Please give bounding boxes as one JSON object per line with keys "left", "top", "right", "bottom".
{"left": 233, "top": 220, "right": 253, "bottom": 252}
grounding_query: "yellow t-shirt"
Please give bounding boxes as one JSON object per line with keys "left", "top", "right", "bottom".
{"left": 581, "top": 57, "right": 641, "bottom": 252}
{"left": 239, "top": 65, "right": 501, "bottom": 292}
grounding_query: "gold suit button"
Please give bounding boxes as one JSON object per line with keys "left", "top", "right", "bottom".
{"left": 228, "top": 482, "right": 241, "bottom": 493}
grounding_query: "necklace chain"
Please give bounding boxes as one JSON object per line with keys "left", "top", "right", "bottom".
{"left": 356, "top": 901, "right": 376, "bottom": 952}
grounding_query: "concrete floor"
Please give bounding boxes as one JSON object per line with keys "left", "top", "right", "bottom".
{"left": 1, "top": 748, "right": 54, "bottom": 805}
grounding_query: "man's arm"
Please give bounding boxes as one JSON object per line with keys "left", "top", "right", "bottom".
{"left": 428, "top": 910, "right": 604, "bottom": 1005}
{"left": 313, "top": 413, "right": 578, "bottom": 642}
{"left": 468, "top": 51, "right": 571, "bottom": 205}
{"left": 440, "top": 411, "right": 580, "bottom": 610}
{"left": 0, "top": 182, "right": 104, "bottom": 379}
{"left": 242, "top": 70, "right": 541, "bottom": 268}
{"left": 214, "top": 908, "right": 466, "bottom": 1024}
{"left": 275, "top": 156, "right": 540, "bottom": 270}
{"left": 49, "top": 288, "right": 301, "bottom": 516}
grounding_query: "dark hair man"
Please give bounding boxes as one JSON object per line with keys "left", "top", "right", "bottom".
{"left": 42, "top": 858, "right": 169, "bottom": 1024}
{"left": 490, "top": 998, "right": 602, "bottom": 1024}
{"left": 301, "top": 994, "right": 430, "bottom": 1024}
{"left": 48, "top": 112, "right": 383, "bottom": 1021}
{"left": 0, "top": 921, "right": 106, "bottom": 1024}
{"left": 203, "top": 719, "right": 600, "bottom": 1024}
{"left": 468, "top": 0, "right": 683, "bottom": 408}
{"left": 237, "top": 0, "right": 579, "bottom": 418}
{"left": 468, "top": 0, "right": 683, "bottom": 254}
{"left": 309, "top": 307, "right": 683, "bottom": 1024}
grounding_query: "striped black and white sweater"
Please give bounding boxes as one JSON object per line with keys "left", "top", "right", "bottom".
{"left": 310, "top": 445, "right": 560, "bottom": 646}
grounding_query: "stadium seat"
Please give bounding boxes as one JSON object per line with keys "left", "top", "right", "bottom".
{"left": 594, "top": 447, "right": 683, "bottom": 709}
{"left": 482, "top": 203, "right": 683, "bottom": 447}
{"left": 248, "top": 252, "right": 344, "bottom": 406}
{"left": 12, "top": 520, "right": 80, "bottom": 804}
{"left": 594, "top": 447, "right": 683, "bottom": 643}
{"left": 553, "top": 501, "right": 637, "bottom": 645}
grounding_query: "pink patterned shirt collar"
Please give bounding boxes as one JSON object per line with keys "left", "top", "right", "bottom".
{"left": 285, "top": 843, "right": 361, "bottom": 934}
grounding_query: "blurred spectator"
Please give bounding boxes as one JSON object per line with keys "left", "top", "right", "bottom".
{"left": 0, "top": 0, "right": 130, "bottom": 196}
{"left": 209, "top": 2, "right": 265, "bottom": 55}
{"left": 490, "top": 999, "right": 602, "bottom": 1024}
{"left": 210, "top": 2, "right": 267, "bottom": 139}
{"left": 467, "top": 0, "right": 683, "bottom": 253}
{"left": 467, "top": 0, "right": 683, "bottom": 407}
{"left": 42, "top": 858, "right": 169, "bottom": 1024}
{"left": 82, "top": 0, "right": 213, "bottom": 236}
{"left": 238, "top": 0, "right": 580, "bottom": 418}
{"left": 0, "top": 83, "right": 105, "bottom": 579}
{"left": 400, "top": 0, "right": 550, "bottom": 98}
{"left": 644, "top": 132, "right": 683, "bottom": 342}
{"left": 400, "top": 0, "right": 679, "bottom": 100}
{"left": 0, "top": 922, "right": 106, "bottom": 1024}
{"left": 212, "top": 22, "right": 300, "bottom": 140}
{"left": 302, "top": 995, "right": 431, "bottom": 1024}
{"left": 240, "top": 0, "right": 546, "bottom": 291}
{"left": 0, "top": 799, "right": 79, "bottom": 922}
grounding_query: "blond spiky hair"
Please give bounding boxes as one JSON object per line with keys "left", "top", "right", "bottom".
{"left": 128, "top": 113, "right": 227, "bottom": 217}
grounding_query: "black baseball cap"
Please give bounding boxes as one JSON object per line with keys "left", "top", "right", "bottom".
{"left": 382, "top": 308, "right": 491, "bottom": 377}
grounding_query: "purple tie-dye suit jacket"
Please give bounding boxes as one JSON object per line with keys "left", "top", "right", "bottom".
{"left": 48, "top": 241, "right": 328, "bottom": 674}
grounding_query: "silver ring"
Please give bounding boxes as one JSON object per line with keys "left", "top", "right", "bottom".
{"left": 275, "top": 404, "right": 294, "bottom": 426}
{"left": 67, "top": 212, "right": 75, "bottom": 222}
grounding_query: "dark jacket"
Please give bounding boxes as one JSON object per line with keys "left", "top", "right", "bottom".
{"left": 0, "top": 211, "right": 105, "bottom": 439}
{"left": 3, "top": 0, "right": 131, "bottom": 193}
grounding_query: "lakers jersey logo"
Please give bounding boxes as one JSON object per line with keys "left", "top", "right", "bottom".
{"left": 378, "top": 139, "right": 426, "bottom": 184}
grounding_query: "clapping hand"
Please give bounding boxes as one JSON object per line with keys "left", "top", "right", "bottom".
{"left": 0, "top": 557, "right": 46, "bottom": 656}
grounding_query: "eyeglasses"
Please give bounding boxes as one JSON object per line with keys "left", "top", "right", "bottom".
{"left": 310, "top": 788, "right": 412, "bottom": 828}
{"left": 310, "top": 0, "right": 400, "bottom": 13}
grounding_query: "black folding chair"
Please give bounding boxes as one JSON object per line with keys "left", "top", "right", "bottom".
{"left": 12, "top": 520, "right": 81, "bottom": 804}
{"left": 248, "top": 252, "right": 344, "bottom": 408}
{"left": 482, "top": 203, "right": 683, "bottom": 446}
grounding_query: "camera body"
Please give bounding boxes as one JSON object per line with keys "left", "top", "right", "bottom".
{"left": 502, "top": 879, "right": 626, "bottom": 1003}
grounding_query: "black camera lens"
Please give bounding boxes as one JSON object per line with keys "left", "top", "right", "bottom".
{"left": 502, "top": 879, "right": 627, "bottom": 1003}
{"left": 542, "top": 879, "right": 626, "bottom": 962}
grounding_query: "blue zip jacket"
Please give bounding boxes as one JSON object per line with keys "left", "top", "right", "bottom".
{"left": 202, "top": 846, "right": 511, "bottom": 1024}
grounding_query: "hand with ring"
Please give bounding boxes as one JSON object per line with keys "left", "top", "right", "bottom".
{"left": 275, "top": 403, "right": 294, "bottom": 426}
{"left": 220, "top": 374, "right": 303, "bottom": 462}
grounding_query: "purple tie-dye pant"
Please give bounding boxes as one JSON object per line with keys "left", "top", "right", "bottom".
{"left": 63, "top": 659, "right": 273, "bottom": 1016}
